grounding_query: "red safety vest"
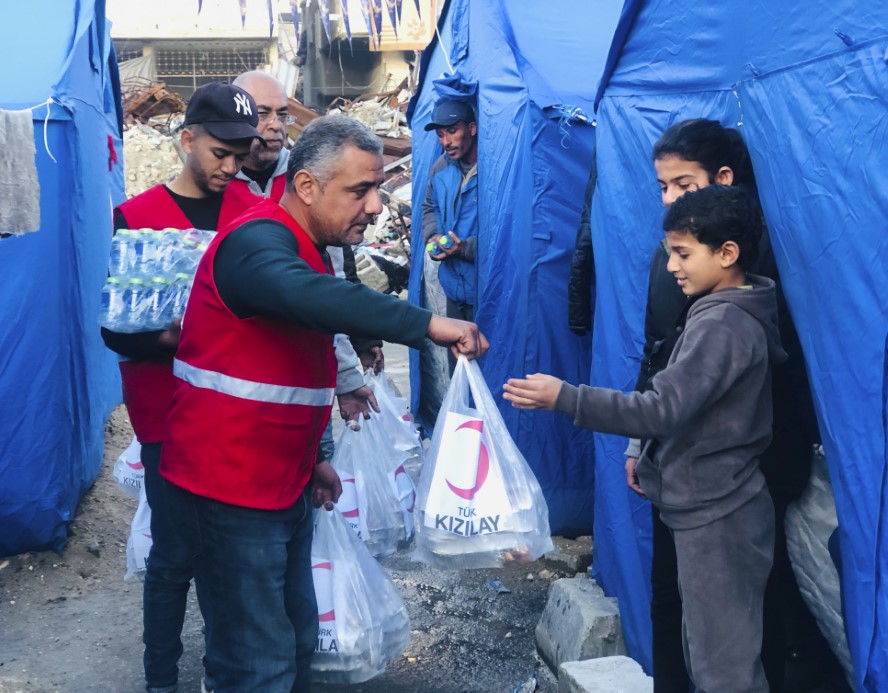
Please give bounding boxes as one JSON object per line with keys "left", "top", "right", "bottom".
{"left": 114, "top": 184, "right": 258, "bottom": 443}
{"left": 227, "top": 171, "right": 287, "bottom": 202}
{"left": 160, "top": 199, "right": 337, "bottom": 509}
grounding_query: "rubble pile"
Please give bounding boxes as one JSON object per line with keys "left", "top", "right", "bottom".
{"left": 122, "top": 123, "right": 182, "bottom": 198}
{"left": 330, "top": 94, "right": 411, "bottom": 139}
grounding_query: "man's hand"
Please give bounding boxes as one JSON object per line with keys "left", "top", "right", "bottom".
{"left": 625, "top": 456, "right": 646, "bottom": 497}
{"left": 336, "top": 385, "right": 380, "bottom": 422}
{"left": 427, "top": 315, "right": 489, "bottom": 360}
{"left": 502, "top": 373, "right": 563, "bottom": 410}
{"left": 158, "top": 317, "right": 182, "bottom": 348}
{"left": 429, "top": 232, "right": 462, "bottom": 261}
{"left": 359, "top": 346, "right": 385, "bottom": 374}
{"left": 311, "top": 460, "right": 342, "bottom": 508}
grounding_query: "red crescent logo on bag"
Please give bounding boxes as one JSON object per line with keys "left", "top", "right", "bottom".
{"left": 312, "top": 561, "right": 335, "bottom": 622}
{"left": 126, "top": 459, "right": 144, "bottom": 470}
{"left": 394, "top": 464, "right": 415, "bottom": 512}
{"left": 446, "top": 420, "right": 490, "bottom": 501}
{"left": 338, "top": 477, "right": 359, "bottom": 518}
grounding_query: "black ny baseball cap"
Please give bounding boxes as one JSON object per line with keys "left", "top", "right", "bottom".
{"left": 184, "top": 82, "right": 264, "bottom": 143}
{"left": 424, "top": 100, "right": 476, "bottom": 131}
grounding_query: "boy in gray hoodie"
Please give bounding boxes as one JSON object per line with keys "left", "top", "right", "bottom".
{"left": 504, "top": 185, "right": 785, "bottom": 693}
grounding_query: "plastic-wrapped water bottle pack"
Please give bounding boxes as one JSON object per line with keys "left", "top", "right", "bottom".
{"left": 100, "top": 228, "right": 214, "bottom": 332}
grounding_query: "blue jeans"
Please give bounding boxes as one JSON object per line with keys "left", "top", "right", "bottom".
{"left": 167, "top": 482, "right": 317, "bottom": 693}
{"left": 141, "top": 442, "right": 194, "bottom": 693}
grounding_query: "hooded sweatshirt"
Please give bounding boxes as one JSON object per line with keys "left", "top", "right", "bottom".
{"left": 555, "top": 275, "right": 787, "bottom": 530}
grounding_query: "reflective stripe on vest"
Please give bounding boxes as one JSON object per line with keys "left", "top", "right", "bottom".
{"left": 173, "top": 358, "right": 334, "bottom": 406}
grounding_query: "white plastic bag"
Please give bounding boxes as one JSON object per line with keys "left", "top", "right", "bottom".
{"left": 331, "top": 415, "right": 415, "bottom": 556}
{"left": 311, "top": 506, "right": 410, "bottom": 684}
{"left": 364, "top": 369, "right": 424, "bottom": 483}
{"left": 412, "top": 356, "right": 554, "bottom": 569}
{"left": 112, "top": 435, "right": 144, "bottom": 499}
{"left": 785, "top": 451, "right": 853, "bottom": 684}
{"left": 124, "top": 486, "right": 152, "bottom": 581}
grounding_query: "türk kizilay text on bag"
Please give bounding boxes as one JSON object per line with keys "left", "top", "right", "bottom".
{"left": 413, "top": 356, "right": 553, "bottom": 569}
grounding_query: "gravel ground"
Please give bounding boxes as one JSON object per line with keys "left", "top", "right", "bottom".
{"left": 0, "top": 344, "right": 580, "bottom": 693}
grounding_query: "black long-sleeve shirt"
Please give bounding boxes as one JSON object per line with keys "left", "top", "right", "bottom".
{"left": 213, "top": 219, "right": 432, "bottom": 345}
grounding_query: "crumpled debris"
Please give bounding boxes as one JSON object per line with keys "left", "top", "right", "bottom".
{"left": 485, "top": 578, "right": 511, "bottom": 594}
{"left": 122, "top": 123, "right": 183, "bottom": 198}
{"left": 510, "top": 672, "right": 538, "bottom": 693}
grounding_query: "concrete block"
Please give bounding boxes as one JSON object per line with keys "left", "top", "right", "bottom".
{"left": 535, "top": 577, "right": 626, "bottom": 672}
{"left": 544, "top": 536, "right": 593, "bottom": 574}
{"left": 558, "top": 656, "right": 653, "bottom": 693}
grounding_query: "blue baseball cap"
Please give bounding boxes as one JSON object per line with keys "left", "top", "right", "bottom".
{"left": 424, "top": 100, "right": 476, "bottom": 131}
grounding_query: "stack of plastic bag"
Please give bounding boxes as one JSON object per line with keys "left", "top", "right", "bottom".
{"left": 112, "top": 435, "right": 144, "bottom": 499}
{"left": 363, "top": 369, "right": 424, "bottom": 482}
{"left": 332, "top": 415, "right": 415, "bottom": 556}
{"left": 412, "top": 356, "right": 554, "bottom": 569}
{"left": 311, "top": 505, "right": 410, "bottom": 684}
{"left": 124, "top": 486, "right": 152, "bottom": 581}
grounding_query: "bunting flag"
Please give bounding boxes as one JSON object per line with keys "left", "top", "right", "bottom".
{"left": 385, "top": 0, "right": 398, "bottom": 37}
{"left": 370, "top": 0, "right": 383, "bottom": 44}
{"left": 413, "top": 0, "right": 420, "bottom": 19}
{"left": 290, "top": 0, "right": 301, "bottom": 50}
{"left": 197, "top": 0, "right": 203, "bottom": 12}
{"left": 340, "top": 0, "right": 353, "bottom": 47}
{"left": 238, "top": 0, "right": 247, "bottom": 27}
{"left": 267, "top": 0, "right": 274, "bottom": 37}
{"left": 319, "top": 0, "right": 332, "bottom": 41}
{"left": 360, "top": 0, "right": 375, "bottom": 49}
{"left": 395, "top": 0, "right": 402, "bottom": 23}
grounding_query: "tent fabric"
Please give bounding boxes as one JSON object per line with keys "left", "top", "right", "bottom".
{"left": 0, "top": 0, "right": 123, "bottom": 556}
{"left": 591, "top": 0, "right": 888, "bottom": 683}
{"left": 407, "top": 0, "right": 623, "bottom": 537}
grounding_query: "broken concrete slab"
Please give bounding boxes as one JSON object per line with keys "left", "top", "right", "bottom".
{"left": 535, "top": 576, "right": 626, "bottom": 672}
{"left": 558, "top": 656, "right": 653, "bottom": 693}
{"left": 544, "top": 536, "right": 593, "bottom": 574}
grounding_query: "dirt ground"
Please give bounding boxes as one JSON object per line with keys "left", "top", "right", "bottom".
{"left": 0, "top": 345, "right": 578, "bottom": 693}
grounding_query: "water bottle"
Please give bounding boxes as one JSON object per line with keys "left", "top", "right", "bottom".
{"left": 158, "top": 228, "right": 180, "bottom": 274}
{"left": 132, "top": 228, "right": 158, "bottom": 279}
{"left": 100, "top": 276, "right": 126, "bottom": 329}
{"left": 169, "top": 273, "right": 191, "bottom": 319}
{"left": 123, "top": 277, "right": 148, "bottom": 331}
{"left": 438, "top": 232, "right": 456, "bottom": 250}
{"left": 146, "top": 276, "right": 169, "bottom": 330}
{"left": 109, "top": 230, "right": 133, "bottom": 277}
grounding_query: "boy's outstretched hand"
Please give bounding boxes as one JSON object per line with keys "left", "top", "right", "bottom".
{"left": 503, "top": 374, "right": 563, "bottom": 410}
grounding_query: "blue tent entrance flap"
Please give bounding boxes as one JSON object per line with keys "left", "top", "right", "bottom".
{"left": 408, "top": 0, "right": 623, "bottom": 536}
{"left": 0, "top": 0, "right": 123, "bottom": 556}
{"left": 592, "top": 0, "right": 888, "bottom": 684}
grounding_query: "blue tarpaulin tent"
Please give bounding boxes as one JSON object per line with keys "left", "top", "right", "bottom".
{"left": 590, "top": 2, "right": 888, "bottom": 684}
{"left": 412, "top": 0, "right": 888, "bottom": 686}
{"left": 0, "top": 0, "right": 123, "bottom": 556}
{"left": 408, "top": 0, "right": 623, "bottom": 537}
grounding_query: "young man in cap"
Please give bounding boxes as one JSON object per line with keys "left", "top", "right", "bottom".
{"left": 421, "top": 99, "right": 479, "bottom": 323}
{"left": 160, "top": 115, "right": 488, "bottom": 691}
{"left": 101, "top": 81, "right": 262, "bottom": 693}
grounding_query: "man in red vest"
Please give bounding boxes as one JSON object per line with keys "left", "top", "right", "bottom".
{"left": 231, "top": 70, "right": 388, "bottom": 451}
{"left": 160, "top": 115, "right": 487, "bottom": 692}
{"left": 101, "top": 81, "right": 262, "bottom": 693}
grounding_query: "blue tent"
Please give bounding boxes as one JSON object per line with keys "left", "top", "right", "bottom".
{"left": 408, "top": 0, "right": 623, "bottom": 537}
{"left": 412, "top": 0, "right": 888, "bottom": 686}
{"left": 590, "top": 1, "right": 888, "bottom": 684}
{"left": 0, "top": 0, "right": 124, "bottom": 556}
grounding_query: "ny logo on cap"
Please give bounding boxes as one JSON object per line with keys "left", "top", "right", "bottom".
{"left": 233, "top": 93, "right": 252, "bottom": 116}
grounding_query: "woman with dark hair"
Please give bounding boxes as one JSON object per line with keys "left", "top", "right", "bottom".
{"left": 625, "top": 119, "right": 824, "bottom": 692}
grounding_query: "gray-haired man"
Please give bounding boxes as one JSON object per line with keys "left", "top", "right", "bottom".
{"left": 161, "top": 115, "right": 487, "bottom": 692}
